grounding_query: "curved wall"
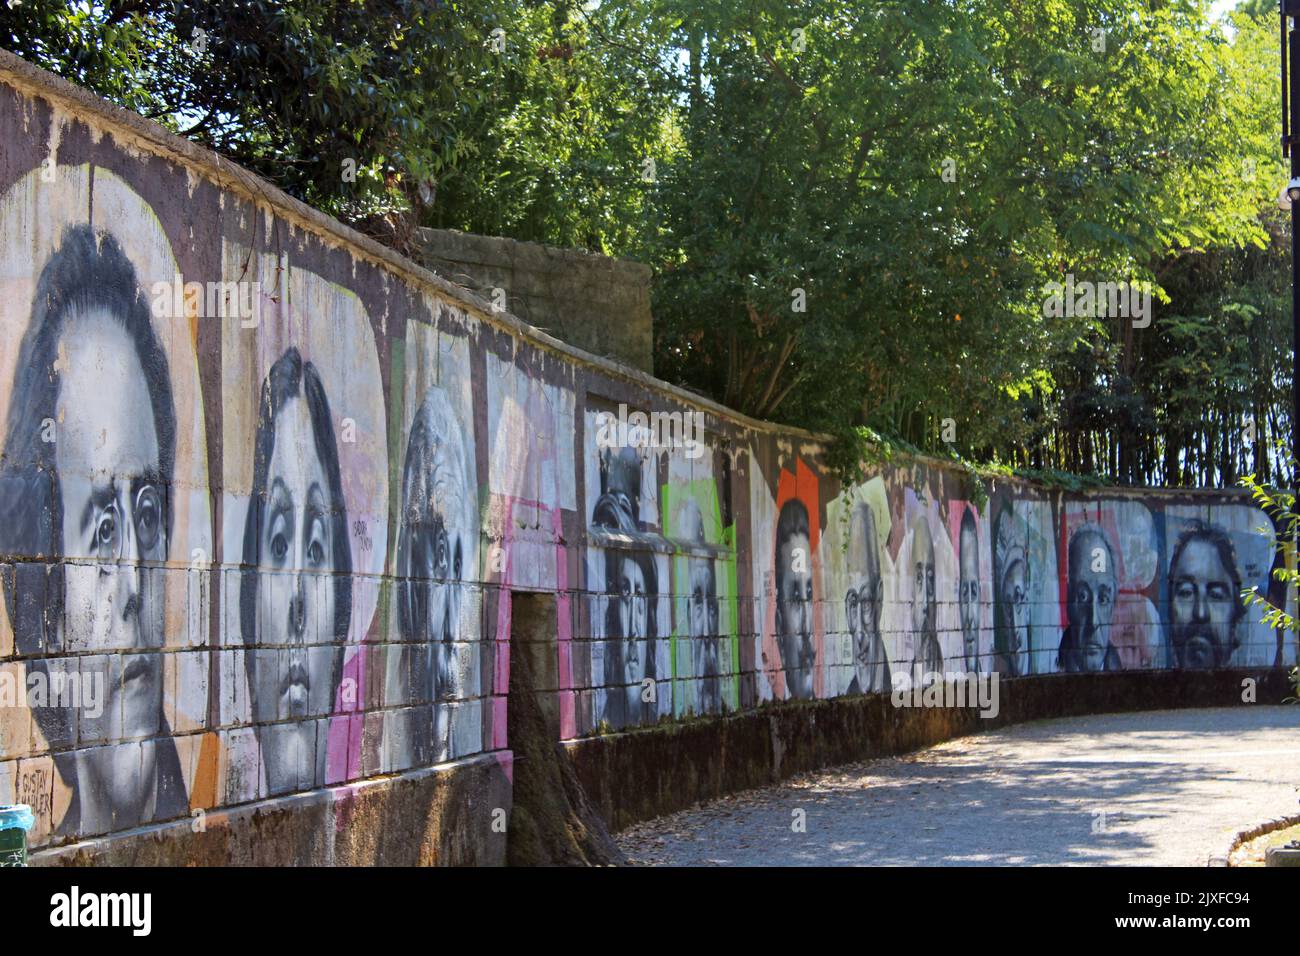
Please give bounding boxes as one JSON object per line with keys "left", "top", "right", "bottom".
{"left": 0, "top": 51, "right": 1292, "bottom": 864}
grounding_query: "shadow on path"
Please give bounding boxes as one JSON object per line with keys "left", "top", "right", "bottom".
{"left": 616, "top": 707, "right": 1300, "bottom": 866}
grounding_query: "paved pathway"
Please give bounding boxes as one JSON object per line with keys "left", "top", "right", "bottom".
{"left": 616, "top": 707, "right": 1300, "bottom": 866}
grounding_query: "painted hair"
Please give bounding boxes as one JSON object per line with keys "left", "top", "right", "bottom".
{"left": 959, "top": 505, "right": 978, "bottom": 551}
{"left": 774, "top": 497, "right": 811, "bottom": 599}
{"left": 1068, "top": 522, "right": 1115, "bottom": 579}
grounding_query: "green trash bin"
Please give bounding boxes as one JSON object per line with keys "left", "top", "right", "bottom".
{"left": 0, "top": 805, "right": 35, "bottom": 867}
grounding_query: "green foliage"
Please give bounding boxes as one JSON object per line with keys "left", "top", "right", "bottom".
{"left": 643, "top": 0, "right": 1285, "bottom": 474}
{"left": 1239, "top": 450, "right": 1298, "bottom": 656}
{"left": 0, "top": 1, "right": 681, "bottom": 253}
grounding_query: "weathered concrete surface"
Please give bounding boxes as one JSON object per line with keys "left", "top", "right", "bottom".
{"left": 418, "top": 227, "right": 653, "bottom": 374}
{"left": 569, "top": 669, "right": 1295, "bottom": 834}
{"left": 616, "top": 706, "right": 1300, "bottom": 866}
{"left": 30, "top": 753, "right": 511, "bottom": 866}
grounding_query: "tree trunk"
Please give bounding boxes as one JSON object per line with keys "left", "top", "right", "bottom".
{"left": 506, "top": 607, "right": 625, "bottom": 867}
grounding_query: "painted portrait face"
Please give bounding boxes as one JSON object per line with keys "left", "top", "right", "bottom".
{"left": 1067, "top": 528, "right": 1116, "bottom": 672}
{"left": 688, "top": 554, "right": 720, "bottom": 708}
{"left": 407, "top": 511, "right": 462, "bottom": 700}
{"left": 959, "top": 520, "right": 980, "bottom": 671}
{"left": 1169, "top": 537, "right": 1237, "bottom": 669}
{"left": 776, "top": 528, "right": 814, "bottom": 698}
{"left": 911, "top": 518, "right": 936, "bottom": 637}
{"left": 617, "top": 553, "right": 648, "bottom": 688}
{"left": 57, "top": 309, "right": 166, "bottom": 826}
{"left": 846, "top": 505, "right": 883, "bottom": 684}
{"left": 999, "top": 558, "right": 1030, "bottom": 676}
{"left": 251, "top": 394, "right": 337, "bottom": 792}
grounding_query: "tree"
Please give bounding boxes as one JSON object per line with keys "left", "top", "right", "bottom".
{"left": 0, "top": 1, "right": 681, "bottom": 254}
{"left": 643, "top": 0, "right": 1282, "bottom": 466}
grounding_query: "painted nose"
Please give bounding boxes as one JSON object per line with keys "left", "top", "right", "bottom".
{"left": 288, "top": 573, "right": 307, "bottom": 641}
{"left": 119, "top": 514, "right": 142, "bottom": 628}
{"left": 1192, "top": 589, "right": 1210, "bottom": 623}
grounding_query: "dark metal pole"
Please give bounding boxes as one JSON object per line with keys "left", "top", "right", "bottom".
{"left": 1286, "top": 3, "right": 1300, "bottom": 521}
{"left": 1291, "top": 14, "right": 1299, "bottom": 506}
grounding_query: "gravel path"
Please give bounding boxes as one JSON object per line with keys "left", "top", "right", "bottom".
{"left": 616, "top": 707, "right": 1300, "bottom": 866}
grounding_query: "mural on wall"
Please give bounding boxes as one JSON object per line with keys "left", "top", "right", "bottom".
{"left": 0, "top": 166, "right": 212, "bottom": 838}
{"left": 0, "top": 78, "right": 1294, "bottom": 858}
{"left": 949, "top": 501, "right": 988, "bottom": 674}
{"left": 893, "top": 485, "right": 955, "bottom": 685}
{"left": 662, "top": 441, "right": 738, "bottom": 717}
{"left": 990, "top": 494, "right": 1061, "bottom": 677}
{"left": 752, "top": 454, "right": 824, "bottom": 701}
{"left": 485, "top": 349, "right": 577, "bottom": 741}
{"left": 1162, "top": 503, "right": 1283, "bottom": 669}
{"left": 584, "top": 406, "right": 669, "bottom": 730}
{"left": 220, "top": 247, "right": 388, "bottom": 799}
{"left": 1057, "top": 502, "right": 1157, "bottom": 673}
{"left": 385, "top": 310, "right": 481, "bottom": 772}
{"left": 823, "top": 478, "right": 893, "bottom": 696}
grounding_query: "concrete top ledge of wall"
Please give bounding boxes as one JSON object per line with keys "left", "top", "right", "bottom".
{"left": 417, "top": 227, "right": 652, "bottom": 280}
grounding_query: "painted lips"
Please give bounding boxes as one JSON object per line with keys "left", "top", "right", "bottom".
{"left": 281, "top": 661, "right": 310, "bottom": 714}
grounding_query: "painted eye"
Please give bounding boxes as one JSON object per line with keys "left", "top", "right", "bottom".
{"left": 270, "top": 533, "right": 288, "bottom": 562}
{"left": 96, "top": 506, "right": 119, "bottom": 558}
{"left": 433, "top": 534, "right": 450, "bottom": 581}
{"left": 135, "top": 486, "right": 161, "bottom": 552}
{"left": 307, "top": 540, "right": 324, "bottom": 565}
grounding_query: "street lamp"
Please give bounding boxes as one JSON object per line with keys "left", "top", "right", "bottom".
{"left": 1279, "top": 177, "right": 1300, "bottom": 209}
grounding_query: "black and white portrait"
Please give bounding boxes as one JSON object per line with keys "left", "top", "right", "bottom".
{"left": 593, "top": 445, "right": 658, "bottom": 728}
{"left": 909, "top": 514, "right": 942, "bottom": 684}
{"left": 1167, "top": 521, "right": 1244, "bottom": 669}
{"left": 675, "top": 497, "right": 721, "bottom": 713}
{"left": 992, "top": 504, "right": 1031, "bottom": 677}
{"left": 958, "top": 506, "right": 981, "bottom": 674}
{"left": 239, "top": 346, "right": 352, "bottom": 795}
{"left": 844, "top": 501, "right": 890, "bottom": 694}
{"left": 393, "top": 385, "right": 477, "bottom": 765}
{"left": 1059, "top": 522, "right": 1121, "bottom": 673}
{"left": 0, "top": 224, "right": 187, "bottom": 835}
{"left": 774, "top": 498, "right": 815, "bottom": 699}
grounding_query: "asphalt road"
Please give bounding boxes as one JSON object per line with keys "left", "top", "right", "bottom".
{"left": 616, "top": 706, "right": 1300, "bottom": 866}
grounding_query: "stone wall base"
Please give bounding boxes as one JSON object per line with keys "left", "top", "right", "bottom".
{"left": 31, "top": 752, "right": 513, "bottom": 866}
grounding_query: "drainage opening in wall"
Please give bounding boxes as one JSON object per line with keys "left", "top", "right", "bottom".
{"left": 505, "top": 590, "right": 624, "bottom": 866}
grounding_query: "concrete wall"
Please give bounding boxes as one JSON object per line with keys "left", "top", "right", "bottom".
{"left": 0, "top": 51, "right": 1292, "bottom": 865}
{"left": 416, "top": 227, "right": 654, "bottom": 374}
